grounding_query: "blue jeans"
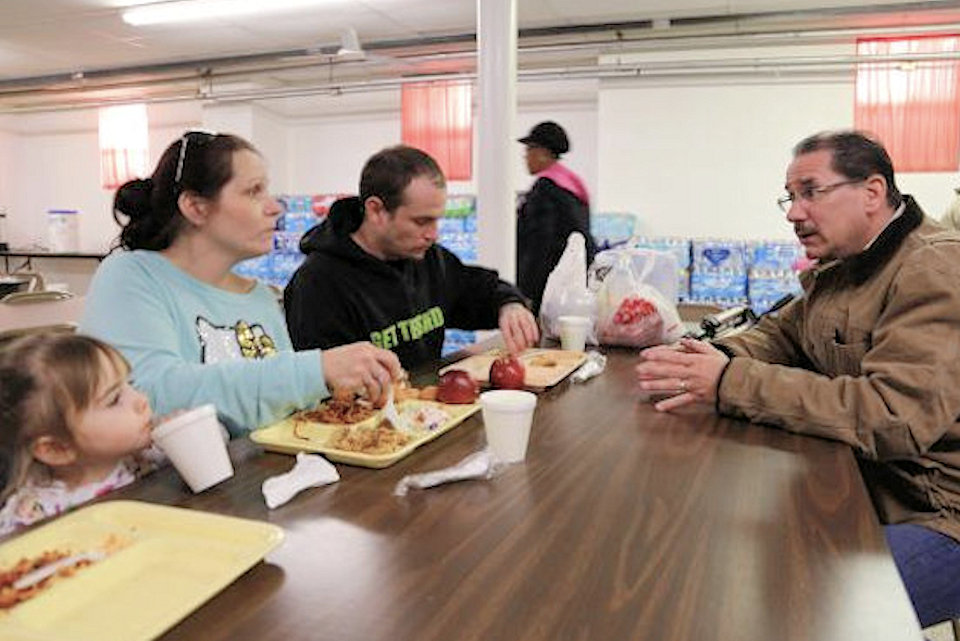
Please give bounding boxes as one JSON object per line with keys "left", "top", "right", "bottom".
{"left": 885, "top": 523, "right": 960, "bottom": 628}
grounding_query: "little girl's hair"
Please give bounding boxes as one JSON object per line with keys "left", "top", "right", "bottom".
{"left": 0, "top": 333, "right": 130, "bottom": 503}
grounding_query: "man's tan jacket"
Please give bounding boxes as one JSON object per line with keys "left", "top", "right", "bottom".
{"left": 717, "top": 196, "right": 960, "bottom": 541}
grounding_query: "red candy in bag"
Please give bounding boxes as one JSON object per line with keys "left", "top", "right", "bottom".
{"left": 600, "top": 294, "right": 665, "bottom": 347}
{"left": 612, "top": 296, "right": 656, "bottom": 325}
{"left": 595, "top": 253, "right": 681, "bottom": 348}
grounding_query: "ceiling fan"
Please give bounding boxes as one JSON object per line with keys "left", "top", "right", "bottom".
{"left": 281, "top": 27, "right": 406, "bottom": 66}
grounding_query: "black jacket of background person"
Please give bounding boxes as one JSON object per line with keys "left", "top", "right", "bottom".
{"left": 517, "top": 177, "right": 598, "bottom": 315}
{"left": 284, "top": 197, "right": 528, "bottom": 370}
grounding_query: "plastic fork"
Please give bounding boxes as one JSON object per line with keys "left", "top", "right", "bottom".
{"left": 13, "top": 550, "right": 106, "bottom": 590}
{"left": 382, "top": 384, "right": 403, "bottom": 430}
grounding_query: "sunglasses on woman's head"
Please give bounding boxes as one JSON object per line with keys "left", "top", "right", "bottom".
{"left": 174, "top": 130, "right": 220, "bottom": 187}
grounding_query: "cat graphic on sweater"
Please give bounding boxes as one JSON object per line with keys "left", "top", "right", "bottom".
{"left": 196, "top": 317, "right": 278, "bottom": 363}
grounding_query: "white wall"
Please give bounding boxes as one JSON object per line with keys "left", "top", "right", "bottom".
{"left": 286, "top": 109, "right": 402, "bottom": 194}
{"left": 2, "top": 62, "right": 959, "bottom": 260}
{"left": 0, "top": 127, "right": 15, "bottom": 243}
{"left": 12, "top": 126, "right": 114, "bottom": 251}
{"left": 0, "top": 104, "right": 200, "bottom": 254}
{"left": 597, "top": 43, "right": 960, "bottom": 239}
{"left": 598, "top": 77, "right": 852, "bottom": 239}
{"left": 282, "top": 79, "right": 599, "bottom": 201}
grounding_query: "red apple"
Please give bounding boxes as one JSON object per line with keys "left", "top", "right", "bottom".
{"left": 437, "top": 369, "right": 480, "bottom": 404}
{"left": 490, "top": 355, "right": 526, "bottom": 389}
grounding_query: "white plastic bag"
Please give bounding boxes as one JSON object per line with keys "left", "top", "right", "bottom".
{"left": 594, "top": 252, "right": 683, "bottom": 348}
{"left": 588, "top": 248, "right": 681, "bottom": 304}
{"left": 539, "top": 232, "right": 597, "bottom": 344}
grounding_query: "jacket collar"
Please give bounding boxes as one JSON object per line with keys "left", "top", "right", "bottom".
{"left": 813, "top": 195, "right": 924, "bottom": 285}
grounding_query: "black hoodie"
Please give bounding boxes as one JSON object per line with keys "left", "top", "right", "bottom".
{"left": 284, "top": 197, "right": 528, "bottom": 370}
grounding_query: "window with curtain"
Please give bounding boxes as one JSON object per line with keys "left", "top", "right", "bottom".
{"left": 855, "top": 35, "right": 960, "bottom": 172}
{"left": 401, "top": 81, "right": 472, "bottom": 180}
{"left": 98, "top": 103, "right": 149, "bottom": 189}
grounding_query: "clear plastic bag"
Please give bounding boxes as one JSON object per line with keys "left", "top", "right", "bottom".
{"left": 588, "top": 247, "right": 680, "bottom": 304}
{"left": 595, "top": 252, "right": 683, "bottom": 348}
{"left": 539, "top": 232, "right": 598, "bottom": 344}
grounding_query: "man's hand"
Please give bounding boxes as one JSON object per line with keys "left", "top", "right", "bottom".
{"left": 635, "top": 338, "right": 729, "bottom": 411}
{"left": 498, "top": 302, "right": 540, "bottom": 354}
{"left": 321, "top": 342, "right": 403, "bottom": 407}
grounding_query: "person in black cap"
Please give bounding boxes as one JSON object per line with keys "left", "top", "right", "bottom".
{"left": 517, "top": 121, "right": 597, "bottom": 314}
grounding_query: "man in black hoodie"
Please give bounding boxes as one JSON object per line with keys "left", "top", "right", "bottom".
{"left": 284, "top": 145, "right": 539, "bottom": 370}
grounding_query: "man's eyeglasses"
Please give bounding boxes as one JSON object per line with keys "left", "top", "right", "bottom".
{"left": 174, "top": 130, "right": 219, "bottom": 187}
{"left": 776, "top": 178, "right": 865, "bottom": 212}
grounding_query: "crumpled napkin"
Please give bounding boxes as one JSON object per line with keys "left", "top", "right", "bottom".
{"left": 394, "top": 449, "right": 504, "bottom": 496}
{"left": 262, "top": 453, "right": 340, "bottom": 509}
{"left": 571, "top": 350, "right": 607, "bottom": 383}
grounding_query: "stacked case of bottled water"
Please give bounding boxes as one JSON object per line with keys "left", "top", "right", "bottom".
{"left": 233, "top": 194, "right": 324, "bottom": 287}
{"left": 627, "top": 236, "right": 804, "bottom": 313}
{"left": 592, "top": 212, "right": 641, "bottom": 251}
{"left": 437, "top": 195, "right": 477, "bottom": 264}
{"left": 439, "top": 195, "right": 478, "bottom": 355}
{"left": 747, "top": 241, "right": 804, "bottom": 314}
{"left": 688, "top": 239, "right": 749, "bottom": 308}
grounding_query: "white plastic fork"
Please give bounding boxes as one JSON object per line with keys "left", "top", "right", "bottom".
{"left": 382, "top": 384, "right": 403, "bottom": 430}
{"left": 383, "top": 385, "right": 411, "bottom": 432}
{"left": 13, "top": 550, "right": 106, "bottom": 590}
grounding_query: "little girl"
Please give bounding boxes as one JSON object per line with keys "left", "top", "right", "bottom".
{"left": 0, "top": 333, "right": 164, "bottom": 536}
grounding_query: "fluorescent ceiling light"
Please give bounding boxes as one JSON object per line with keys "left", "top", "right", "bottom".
{"left": 123, "top": 0, "right": 337, "bottom": 26}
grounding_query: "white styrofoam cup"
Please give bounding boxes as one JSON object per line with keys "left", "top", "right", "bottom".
{"left": 480, "top": 390, "right": 538, "bottom": 463}
{"left": 558, "top": 315, "right": 592, "bottom": 352}
{"left": 152, "top": 404, "right": 234, "bottom": 493}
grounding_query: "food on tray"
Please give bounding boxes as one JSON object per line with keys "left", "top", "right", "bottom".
{"left": 527, "top": 355, "right": 558, "bottom": 368}
{"left": 437, "top": 369, "right": 480, "bottom": 404}
{"left": 0, "top": 534, "right": 130, "bottom": 610}
{"left": 398, "top": 404, "right": 451, "bottom": 432}
{"left": 393, "top": 381, "right": 439, "bottom": 402}
{"left": 297, "top": 398, "right": 377, "bottom": 425}
{"left": 440, "top": 348, "right": 587, "bottom": 389}
{"left": 490, "top": 354, "right": 526, "bottom": 389}
{"left": 418, "top": 385, "right": 439, "bottom": 401}
{"left": 329, "top": 420, "right": 410, "bottom": 455}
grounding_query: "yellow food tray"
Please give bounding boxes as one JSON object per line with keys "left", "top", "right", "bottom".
{"left": 251, "top": 400, "right": 480, "bottom": 468}
{"left": 0, "top": 500, "right": 283, "bottom": 641}
{"left": 439, "top": 348, "right": 587, "bottom": 389}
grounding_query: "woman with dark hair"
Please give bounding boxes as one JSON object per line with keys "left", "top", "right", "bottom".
{"left": 81, "top": 131, "right": 401, "bottom": 435}
{"left": 516, "top": 121, "right": 597, "bottom": 314}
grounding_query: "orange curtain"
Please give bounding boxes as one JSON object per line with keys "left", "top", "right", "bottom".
{"left": 401, "top": 81, "right": 472, "bottom": 180}
{"left": 855, "top": 35, "right": 960, "bottom": 172}
{"left": 98, "top": 103, "right": 149, "bottom": 189}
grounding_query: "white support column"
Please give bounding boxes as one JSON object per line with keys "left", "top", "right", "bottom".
{"left": 476, "top": 0, "right": 517, "bottom": 281}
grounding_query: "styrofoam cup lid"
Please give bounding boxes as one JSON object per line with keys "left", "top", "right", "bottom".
{"left": 152, "top": 404, "right": 217, "bottom": 440}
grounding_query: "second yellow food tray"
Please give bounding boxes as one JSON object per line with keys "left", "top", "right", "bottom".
{"left": 251, "top": 400, "right": 481, "bottom": 468}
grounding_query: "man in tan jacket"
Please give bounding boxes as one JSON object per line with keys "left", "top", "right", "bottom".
{"left": 636, "top": 131, "right": 960, "bottom": 629}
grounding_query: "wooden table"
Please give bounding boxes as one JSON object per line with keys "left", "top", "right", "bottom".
{"left": 115, "top": 349, "right": 923, "bottom": 641}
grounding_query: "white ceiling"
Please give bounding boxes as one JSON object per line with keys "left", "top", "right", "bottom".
{"left": 2, "top": 0, "right": 960, "bottom": 112}
{"left": 2, "top": 0, "right": 959, "bottom": 81}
